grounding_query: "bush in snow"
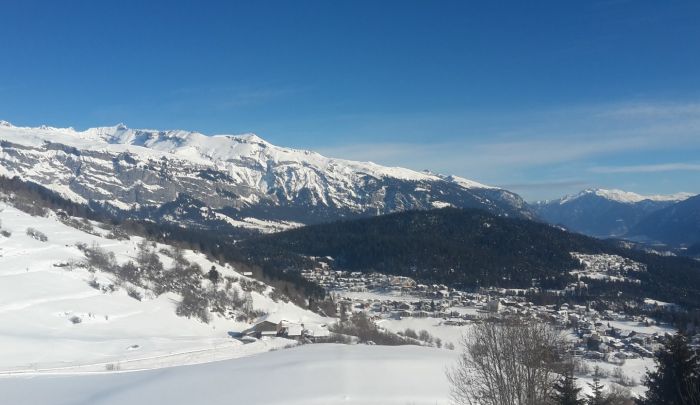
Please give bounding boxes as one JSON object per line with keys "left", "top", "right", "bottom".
{"left": 81, "top": 243, "right": 117, "bottom": 273}
{"left": 0, "top": 219, "right": 10, "bottom": 237}
{"left": 126, "top": 286, "right": 143, "bottom": 301}
{"left": 105, "top": 227, "right": 130, "bottom": 241}
{"left": 268, "top": 287, "right": 290, "bottom": 303}
{"left": 116, "top": 261, "right": 142, "bottom": 284}
{"left": 418, "top": 329, "right": 434, "bottom": 344}
{"left": 87, "top": 278, "right": 100, "bottom": 290}
{"left": 403, "top": 328, "right": 418, "bottom": 339}
{"left": 176, "top": 286, "right": 210, "bottom": 323}
{"left": 69, "top": 315, "right": 82, "bottom": 324}
{"left": 26, "top": 227, "right": 48, "bottom": 242}
{"left": 330, "top": 312, "right": 419, "bottom": 346}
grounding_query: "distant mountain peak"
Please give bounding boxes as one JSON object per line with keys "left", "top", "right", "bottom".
{"left": 561, "top": 188, "right": 693, "bottom": 204}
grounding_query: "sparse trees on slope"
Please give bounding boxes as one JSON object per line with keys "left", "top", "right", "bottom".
{"left": 447, "top": 320, "right": 566, "bottom": 405}
{"left": 637, "top": 333, "right": 700, "bottom": 405}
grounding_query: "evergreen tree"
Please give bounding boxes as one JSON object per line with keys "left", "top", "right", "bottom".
{"left": 637, "top": 333, "right": 700, "bottom": 405}
{"left": 552, "top": 367, "right": 585, "bottom": 405}
{"left": 587, "top": 369, "right": 606, "bottom": 405}
{"left": 207, "top": 266, "right": 220, "bottom": 284}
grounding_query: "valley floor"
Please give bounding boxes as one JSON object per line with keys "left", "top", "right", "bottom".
{"left": 0, "top": 344, "right": 455, "bottom": 405}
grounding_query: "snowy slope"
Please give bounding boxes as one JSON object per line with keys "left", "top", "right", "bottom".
{"left": 0, "top": 121, "right": 530, "bottom": 227}
{"left": 0, "top": 202, "right": 327, "bottom": 373}
{"left": 0, "top": 344, "right": 455, "bottom": 405}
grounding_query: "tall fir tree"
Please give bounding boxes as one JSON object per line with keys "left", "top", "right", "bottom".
{"left": 552, "top": 367, "right": 585, "bottom": 405}
{"left": 587, "top": 368, "right": 606, "bottom": 405}
{"left": 637, "top": 333, "right": 700, "bottom": 405}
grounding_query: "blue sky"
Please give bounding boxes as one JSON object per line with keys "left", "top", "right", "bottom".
{"left": 1, "top": 0, "right": 699, "bottom": 200}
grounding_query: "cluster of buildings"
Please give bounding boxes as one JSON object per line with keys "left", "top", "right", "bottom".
{"left": 300, "top": 268, "right": 419, "bottom": 292}
{"left": 570, "top": 252, "right": 646, "bottom": 284}
{"left": 239, "top": 314, "right": 330, "bottom": 343}
{"left": 302, "top": 266, "right": 678, "bottom": 364}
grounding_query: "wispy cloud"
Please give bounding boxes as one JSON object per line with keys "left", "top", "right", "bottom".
{"left": 319, "top": 124, "right": 700, "bottom": 174}
{"left": 314, "top": 100, "right": 700, "bottom": 199}
{"left": 598, "top": 102, "right": 700, "bottom": 119}
{"left": 590, "top": 163, "right": 700, "bottom": 173}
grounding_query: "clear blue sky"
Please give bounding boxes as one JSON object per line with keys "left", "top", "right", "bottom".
{"left": 1, "top": 0, "right": 699, "bottom": 200}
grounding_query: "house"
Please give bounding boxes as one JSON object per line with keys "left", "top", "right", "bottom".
{"left": 486, "top": 299, "right": 500, "bottom": 313}
{"left": 278, "top": 321, "right": 304, "bottom": 338}
{"left": 242, "top": 320, "right": 279, "bottom": 338}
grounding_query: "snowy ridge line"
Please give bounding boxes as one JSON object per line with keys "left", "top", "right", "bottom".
{"left": 558, "top": 188, "right": 693, "bottom": 204}
{"left": 0, "top": 120, "right": 534, "bottom": 225}
{"left": 0, "top": 120, "right": 492, "bottom": 187}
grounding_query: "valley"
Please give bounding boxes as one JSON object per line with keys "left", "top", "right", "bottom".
{"left": 0, "top": 123, "right": 696, "bottom": 404}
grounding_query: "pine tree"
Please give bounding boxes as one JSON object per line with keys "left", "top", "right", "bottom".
{"left": 552, "top": 367, "right": 585, "bottom": 405}
{"left": 637, "top": 333, "right": 700, "bottom": 405}
{"left": 587, "top": 368, "right": 606, "bottom": 405}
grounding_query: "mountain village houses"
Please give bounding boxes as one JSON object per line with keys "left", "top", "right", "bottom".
{"left": 296, "top": 265, "right": 682, "bottom": 363}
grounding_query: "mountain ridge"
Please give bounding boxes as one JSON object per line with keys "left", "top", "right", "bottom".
{"left": 534, "top": 187, "right": 699, "bottom": 246}
{"left": 0, "top": 121, "right": 531, "bottom": 229}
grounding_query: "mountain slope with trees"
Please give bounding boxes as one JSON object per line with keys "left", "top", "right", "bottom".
{"left": 243, "top": 208, "right": 700, "bottom": 308}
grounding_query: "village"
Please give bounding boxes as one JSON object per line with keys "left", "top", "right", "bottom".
{"left": 297, "top": 262, "right": 680, "bottom": 368}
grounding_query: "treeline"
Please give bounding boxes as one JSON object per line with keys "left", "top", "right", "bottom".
{"left": 242, "top": 208, "right": 604, "bottom": 289}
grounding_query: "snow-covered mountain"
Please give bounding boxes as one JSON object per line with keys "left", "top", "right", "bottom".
{"left": 557, "top": 188, "right": 693, "bottom": 205}
{"left": 0, "top": 121, "right": 530, "bottom": 230}
{"left": 533, "top": 188, "right": 694, "bottom": 238}
{"left": 628, "top": 194, "right": 700, "bottom": 246}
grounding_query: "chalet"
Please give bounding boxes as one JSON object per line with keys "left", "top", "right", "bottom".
{"left": 278, "top": 321, "right": 304, "bottom": 338}
{"left": 242, "top": 320, "right": 279, "bottom": 338}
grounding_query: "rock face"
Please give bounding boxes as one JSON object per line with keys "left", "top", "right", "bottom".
{"left": 532, "top": 189, "right": 693, "bottom": 238}
{"left": 0, "top": 122, "right": 531, "bottom": 231}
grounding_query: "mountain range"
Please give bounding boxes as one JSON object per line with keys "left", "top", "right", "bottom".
{"left": 0, "top": 121, "right": 529, "bottom": 232}
{"left": 534, "top": 189, "right": 699, "bottom": 247}
{"left": 0, "top": 120, "right": 697, "bottom": 247}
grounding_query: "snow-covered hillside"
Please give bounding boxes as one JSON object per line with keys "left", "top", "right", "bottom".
{"left": 0, "top": 202, "right": 327, "bottom": 373}
{"left": 0, "top": 344, "right": 456, "bottom": 405}
{"left": 0, "top": 121, "right": 530, "bottom": 228}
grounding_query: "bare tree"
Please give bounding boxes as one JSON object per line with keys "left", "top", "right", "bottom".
{"left": 447, "top": 320, "right": 567, "bottom": 405}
